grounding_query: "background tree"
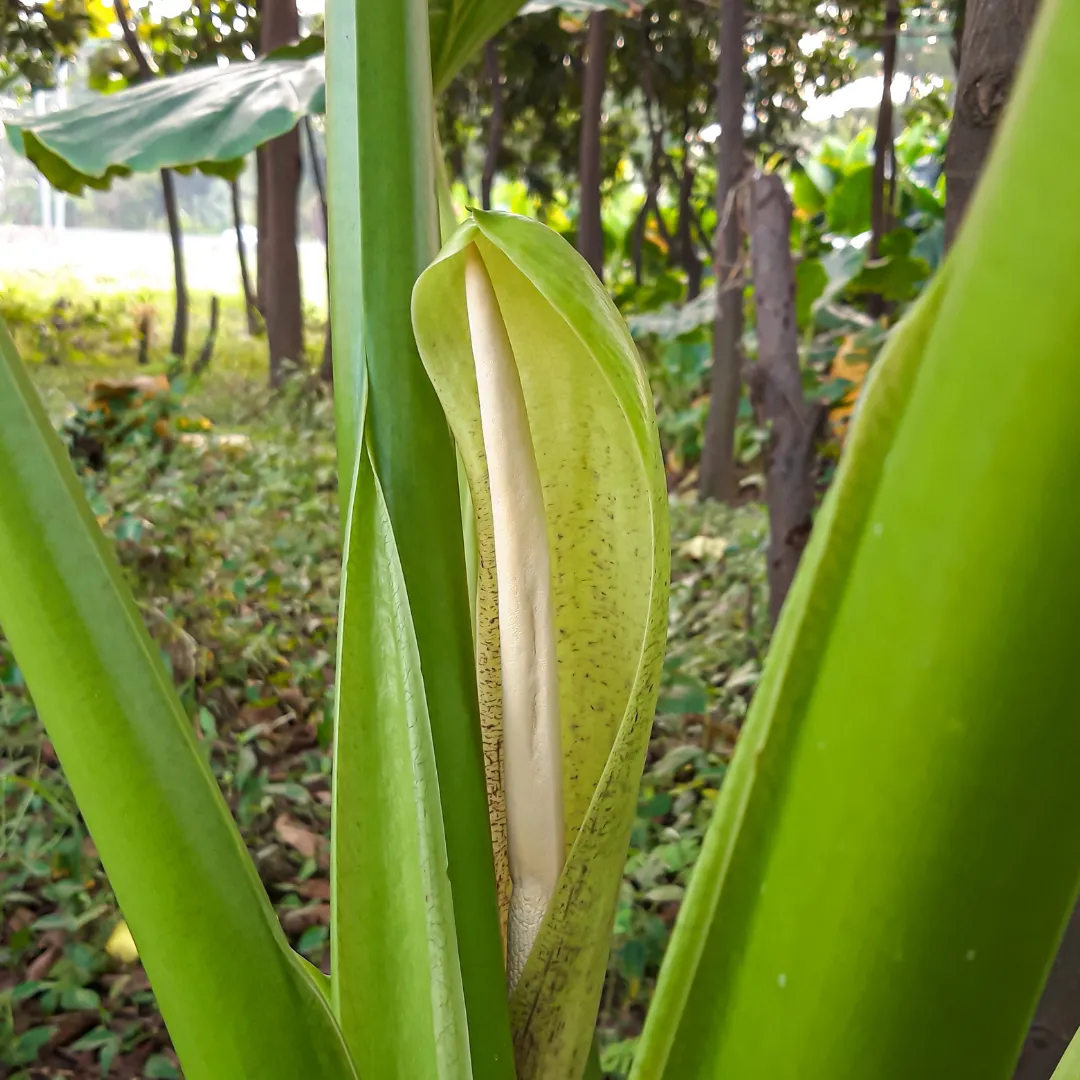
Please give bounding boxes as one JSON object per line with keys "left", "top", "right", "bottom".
{"left": 944, "top": 0, "right": 1038, "bottom": 246}
{"left": 0, "top": 0, "right": 91, "bottom": 90}
{"left": 111, "top": 0, "right": 190, "bottom": 358}
{"left": 699, "top": 0, "right": 744, "bottom": 503}
{"left": 258, "top": 0, "right": 303, "bottom": 386}
{"left": 577, "top": 9, "right": 608, "bottom": 278}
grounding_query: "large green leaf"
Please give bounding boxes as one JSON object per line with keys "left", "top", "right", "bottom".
{"left": 0, "top": 322, "right": 357, "bottom": 1080}
{"left": 4, "top": 55, "right": 325, "bottom": 194}
{"left": 331, "top": 433, "right": 472, "bottom": 1080}
{"left": 413, "top": 210, "right": 669, "bottom": 1080}
{"left": 633, "top": 2, "right": 1080, "bottom": 1077}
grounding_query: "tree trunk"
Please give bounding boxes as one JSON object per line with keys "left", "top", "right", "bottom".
{"left": 577, "top": 11, "right": 607, "bottom": 280}
{"left": 260, "top": 0, "right": 304, "bottom": 386}
{"left": 676, "top": 117, "right": 703, "bottom": 300}
{"left": 302, "top": 117, "right": 333, "bottom": 383}
{"left": 191, "top": 296, "right": 220, "bottom": 380}
{"left": 699, "top": 0, "right": 746, "bottom": 503}
{"left": 748, "top": 174, "right": 823, "bottom": 625}
{"left": 161, "top": 169, "right": 188, "bottom": 358}
{"left": 633, "top": 15, "right": 669, "bottom": 286}
{"left": 256, "top": 147, "right": 267, "bottom": 313}
{"left": 944, "top": 0, "right": 1039, "bottom": 249}
{"left": 231, "top": 177, "right": 259, "bottom": 335}
{"left": 481, "top": 39, "right": 504, "bottom": 211}
{"left": 112, "top": 0, "right": 189, "bottom": 359}
{"left": 870, "top": 0, "right": 900, "bottom": 262}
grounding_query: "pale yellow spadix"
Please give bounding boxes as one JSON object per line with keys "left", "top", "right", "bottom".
{"left": 464, "top": 244, "right": 565, "bottom": 989}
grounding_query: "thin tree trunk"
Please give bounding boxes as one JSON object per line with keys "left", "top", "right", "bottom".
{"left": 260, "top": 0, "right": 304, "bottom": 386}
{"left": 676, "top": 2, "right": 702, "bottom": 298}
{"left": 302, "top": 117, "right": 333, "bottom": 383}
{"left": 944, "top": 0, "right": 1039, "bottom": 249}
{"left": 481, "top": 39, "right": 504, "bottom": 211}
{"left": 699, "top": 0, "right": 745, "bottom": 503}
{"left": 160, "top": 169, "right": 188, "bottom": 358}
{"left": 256, "top": 147, "right": 267, "bottom": 313}
{"left": 231, "top": 177, "right": 259, "bottom": 335}
{"left": 577, "top": 11, "right": 607, "bottom": 280}
{"left": 870, "top": 0, "right": 900, "bottom": 262}
{"left": 676, "top": 115, "right": 703, "bottom": 300}
{"left": 748, "top": 174, "right": 823, "bottom": 625}
{"left": 113, "top": 0, "right": 188, "bottom": 358}
{"left": 191, "top": 296, "right": 220, "bottom": 379}
{"left": 633, "top": 16, "right": 669, "bottom": 286}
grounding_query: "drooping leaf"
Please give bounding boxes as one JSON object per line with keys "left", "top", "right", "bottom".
{"left": 413, "top": 210, "right": 669, "bottom": 1080}
{"left": 0, "top": 320, "right": 357, "bottom": 1080}
{"left": 633, "top": 3, "right": 1080, "bottom": 1077}
{"left": 4, "top": 55, "right": 325, "bottom": 194}
{"left": 6, "top": 1, "right": 610, "bottom": 194}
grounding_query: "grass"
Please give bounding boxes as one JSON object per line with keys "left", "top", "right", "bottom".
{"left": 0, "top": 286, "right": 771, "bottom": 1079}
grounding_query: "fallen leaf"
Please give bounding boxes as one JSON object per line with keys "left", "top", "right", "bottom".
{"left": 26, "top": 943, "right": 60, "bottom": 981}
{"left": 274, "top": 813, "right": 322, "bottom": 859}
{"left": 294, "top": 878, "right": 331, "bottom": 900}
{"left": 678, "top": 535, "right": 729, "bottom": 562}
{"left": 105, "top": 920, "right": 139, "bottom": 964}
{"left": 281, "top": 904, "right": 331, "bottom": 932}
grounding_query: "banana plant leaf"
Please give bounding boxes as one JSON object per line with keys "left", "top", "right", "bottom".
{"left": 5, "top": 55, "right": 326, "bottom": 194}
{"left": 4, "top": 0, "right": 631, "bottom": 195}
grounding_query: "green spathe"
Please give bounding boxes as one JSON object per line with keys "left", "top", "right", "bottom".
{"left": 413, "top": 210, "right": 670, "bottom": 1080}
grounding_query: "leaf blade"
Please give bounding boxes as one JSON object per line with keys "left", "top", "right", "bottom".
{"left": 0, "top": 322, "right": 356, "bottom": 1080}
{"left": 331, "top": 441, "right": 473, "bottom": 1080}
{"left": 635, "top": 3, "right": 1080, "bottom": 1076}
{"left": 4, "top": 56, "right": 324, "bottom": 193}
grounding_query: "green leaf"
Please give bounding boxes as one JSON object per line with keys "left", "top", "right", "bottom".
{"left": 791, "top": 165, "right": 825, "bottom": 216}
{"left": 8, "top": 1025, "right": 56, "bottom": 1065}
{"left": 413, "top": 210, "right": 669, "bottom": 1080}
{"left": 793, "top": 257, "right": 827, "bottom": 328}
{"left": 825, "top": 163, "right": 873, "bottom": 236}
{"left": 0, "top": 321, "right": 357, "bottom": 1080}
{"left": 633, "top": 4, "right": 1080, "bottom": 1077}
{"left": 429, "top": 0, "right": 523, "bottom": 93}
{"left": 143, "top": 1055, "right": 180, "bottom": 1079}
{"left": 4, "top": 56, "right": 325, "bottom": 194}
{"left": 331, "top": 440, "right": 472, "bottom": 1080}
{"left": 59, "top": 986, "right": 101, "bottom": 1011}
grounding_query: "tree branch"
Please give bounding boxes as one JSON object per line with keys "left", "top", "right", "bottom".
{"left": 112, "top": 0, "right": 154, "bottom": 82}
